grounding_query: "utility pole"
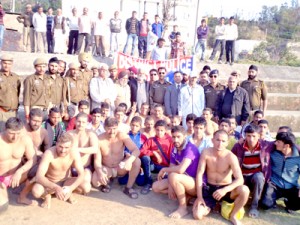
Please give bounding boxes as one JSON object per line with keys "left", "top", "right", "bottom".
{"left": 193, "top": 0, "right": 200, "bottom": 48}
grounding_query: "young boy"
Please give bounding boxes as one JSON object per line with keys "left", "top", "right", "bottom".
{"left": 114, "top": 106, "right": 130, "bottom": 133}
{"left": 202, "top": 108, "right": 218, "bottom": 138}
{"left": 135, "top": 103, "right": 150, "bottom": 127}
{"left": 141, "top": 116, "right": 156, "bottom": 138}
{"left": 186, "top": 113, "right": 197, "bottom": 136}
{"left": 87, "top": 108, "right": 105, "bottom": 136}
{"left": 258, "top": 119, "right": 274, "bottom": 141}
{"left": 140, "top": 120, "right": 173, "bottom": 194}
{"left": 218, "top": 118, "right": 238, "bottom": 150}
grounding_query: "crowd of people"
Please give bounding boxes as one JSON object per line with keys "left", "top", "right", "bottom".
{"left": 0, "top": 45, "right": 299, "bottom": 225}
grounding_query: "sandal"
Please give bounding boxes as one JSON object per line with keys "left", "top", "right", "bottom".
{"left": 123, "top": 187, "right": 138, "bottom": 199}
{"left": 140, "top": 184, "right": 152, "bottom": 195}
{"left": 100, "top": 184, "right": 111, "bottom": 193}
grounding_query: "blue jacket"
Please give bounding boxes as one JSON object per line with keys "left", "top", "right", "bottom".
{"left": 152, "top": 22, "right": 163, "bottom": 38}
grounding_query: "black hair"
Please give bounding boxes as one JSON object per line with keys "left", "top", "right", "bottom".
{"left": 194, "top": 117, "right": 207, "bottom": 127}
{"left": 154, "top": 120, "right": 167, "bottom": 128}
{"left": 186, "top": 113, "right": 197, "bottom": 122}
{"left": 276, "top": 132, "right": 296, "bottom": 148}
{"left": 244, "top": 124, "right": 260, "bottom": 134}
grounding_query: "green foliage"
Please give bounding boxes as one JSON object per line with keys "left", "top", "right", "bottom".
{"left": 11, "top": 0, "right": 62, "bottom": 13}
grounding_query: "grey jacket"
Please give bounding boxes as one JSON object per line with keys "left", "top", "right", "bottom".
{"left": 164, "top": 83, "right": 185, "bottom": 116}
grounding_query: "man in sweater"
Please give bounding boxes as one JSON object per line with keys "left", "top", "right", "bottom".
{"left": 195, "top": 19, "right": 209, "bottom": 62}
{"left": 123, "top": 11, "right": 139, "bottom": 56}
{"left": 138, "top": 12, "right": 151, "bottom": 59}
{"left": 109, "top": 11, "right": 122, "bottom": 57}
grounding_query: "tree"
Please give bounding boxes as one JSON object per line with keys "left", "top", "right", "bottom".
{"left": 161, "top": 0, "right": 177, "bottom": 38}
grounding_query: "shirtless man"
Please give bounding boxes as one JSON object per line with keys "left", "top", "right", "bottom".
{"left": 202, "top": 108, "right": 218, "bottom": 138}
{"left": 193, "top": 130, "right": 249, "bottom": 225}
{"left": 152, "top": 104, "right": 171, "bottom": 125}
{"left": 92, "top": 117, "right": 141, "bottom": 199}
{"left": 141, "top": 116, "right": 156, "bottom": 138}
{"left": 0, "top": 117, "right": 37, "bottom": 211}
{"left": 68, "top": 112, "right": 98, "bottom": 194}
{"left": 32, "top": 133, "right": 84, "bottom": 209}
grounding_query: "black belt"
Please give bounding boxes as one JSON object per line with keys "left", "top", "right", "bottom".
{"left": 71, "top": 101, "right": 79, "bottom": 106}
{"left": 24, "top": 25, "right": 34, "bottom": 28}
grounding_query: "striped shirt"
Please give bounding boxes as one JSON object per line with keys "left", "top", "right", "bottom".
{"left": 130, "top": 18, "right": 137, "bottom": 34}
{"left": 242, "top": 142, "right": 262, "bottom": 176}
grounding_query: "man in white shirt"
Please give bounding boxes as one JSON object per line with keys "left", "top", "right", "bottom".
{"left": 76, "top": 7, "right": 92, "bottom": 54}
{"left": 151, "top": 38, "right": 169, "bottom": 60}
{"left": 89, "top": 63, "right": 117, "bottom": 110}
{"left": 225, "top": 16, "right": 238, "bottom": 65}
{"left": 178, "top": 71, "right": 205, "bottom": 129}
{"left": 67, "top": 8, "right": 79, "bottom": 54}
{"left": 32, "top": 6, "right": 47, "bottom": 53}
{"left": 109, "top": 11, "right": 122, "bottom": 57}
{"left": 207, "top": 17, "right": 226, "bottom": 64}
{"left": 93, "top": 12, "right": 108, "bottom": 57}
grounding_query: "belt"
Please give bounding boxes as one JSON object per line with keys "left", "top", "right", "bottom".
{"left": 71, "top": 101, "right": 79, "bottom": 106}
{"left": 0, "top": 106, "right": 16, "bottom": 113}
{"left": 24, "top": 25, "right": 34, "bottom": 28}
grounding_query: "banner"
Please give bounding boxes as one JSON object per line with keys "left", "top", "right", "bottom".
{"left": 115, "top": 52, "right": 195, "bottom": 75}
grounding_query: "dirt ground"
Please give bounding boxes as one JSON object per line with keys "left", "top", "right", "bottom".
{"left": 0, "top": 182, "right": 299, "bottom": 225}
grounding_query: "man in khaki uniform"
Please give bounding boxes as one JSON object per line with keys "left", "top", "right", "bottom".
{"left": 78, "top": 53, "right": 93, "bottom": 97}
{"left": 149, "top": 67, "right": 171, "bottom": 110}
{"left": 63, "top": 62, "right": 89, "bottom": 117}
{"left": 0, "top": 54, "right": 21, "bottom": 131}
{"left": 46, "top": 57, "right": 64, "bottom": 110}
{"left": 23, "top": 58, "right": 51, "bottom": 121}
{"left": 241, "top": 65, "right": 268, "bottom": 114}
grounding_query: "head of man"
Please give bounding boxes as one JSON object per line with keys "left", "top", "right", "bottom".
{"left": 4, "top": 117, "right": 24, "bottom": 143}
{"left": 140, "top": 103, "right": 149, "bottom": 116}
{"left": 78, "top": 53, "right": 90, "bottom": 68}
{"left": 212, "top": 130, "right": 229, "bottom": 151}
{"left": 48, "top": 57, "right": 59, "bottom": 74}
{"left": 157, "top": 38, "right": 165, "bottom": 48}
{"left": 158, "top": 67, "right": 166, "bottom": 81}
{"left": 175, "top": 32, "right": 181, "bottom": 42}
{"left": 219, "top": 118, "right": 231, "bottom": 133}
{"left": 173, "top": 71, "right": 182, "bottom": 84}
{"left": 189, "top": 71, "right": 198, "bottom": 87}
{"left": 76, "top": 112, "right": 88, "bottom": 131}
{"left": 199, "top": 70, "right": 208, "bottom": 84}
{"left": 154, "top": 105, "right": 164, "bottom": 119}
{"left": 227, "top": 115, "right": 237, "bottom": 132}
{"left": 154, "top": 14, "right": 159, "bottom": 23}
{"left": 230, "top": 70, "right": 241, "bottom": 81}
{"left": 193, "top": 117, "right": 206, "bottom": 138}
{"left": 173, "top": 25, "right": 178, "bottom": 32}
{"left": 104, "top": 117, "right": 119, "bottom": 138}
{"left": 34, "top": 58, "right": 47, "bottom": 75}
{"left": 248, "top": 65, "right": 258, "bottom": 80}
{"left": 56, "top": 133, "right": 73, "bottom": 157}
{"left": 130, "top": 116, "right": 142, "bottom": 135}
{"left": 202, "top": 65, "right": 211, "bottom": 75}
{"left": 118, "top": 103, "right": 128, "bottom": 114}
{"left": 48, "top": 107, "right": 61, "bottom": 126}
{"left": 98, "top": 11, "right": 103, "bottom": 19}
{"left": 72, "top": 7, "right": 77, "bottom": 16}
{"left": 99, "top": 63, "right": 109, "bottom": 79}
{"left": 83, "top": 7, "right": 88, "bottom": 15}
{"left": 277, "top": 126, "right": 292, "bottom": 134}
{"left": 155, "top": 120, "right": 167, "bottom": 138}
{"left": 220, "top": 17, "right": 225, "bottom": 25}
{"left": 58, "top": 60, "right": 66, "bottom": 76}
{"left": 78, "top": 100, "right": 90, "bottom": 114}
{"left": 228, "top": 76, "right": 238, "bottom": 91}
{"left": 118, "top": 70, "right": 129, "bottom": 86}
{"left": 244, "top": 124, "right": 260, "bottom": 149}
{"left": 26, "top": 4, "right": 32, "bottom": 13}
{"left": 128, "top": 66, "right": 138, "bottom": 79}
{"left": 68, "top": 62, "right": 80, "bottom": 78}
{"left": 201, "top": 18, "right": 206, "bottom": 26}
{"left": 47, "top": 7, "right": 53, "bottom": 15}
{"left": 186, "top": 113, "right": 197, "bottom": 132}
{"left": 57, "top": 8, "right": 62, "bottom": 16}
{"left": 170, "top": 115, "right": 181, "bottom": 128}
{"left": 37, "top": 6, "right": 43, "bottom": 14}
{"left": 149, "top": 69, "right": 158, "bottom": 82}
{"left": 202, "top": 108, "right": 213, "bottom": 121}
{"left": 171, "top": 126, "right": 186, "bottom": 149}
{"left": 114, "top": 11, "right": 119, "bottom": 18}
{"left": 275, "top": 132, "right": 296, "bottom": 153}
{"left": 229, "top": 16, "right": 235, "bottom": 25}
{"left": 100, "top": 102, "right": 110, "bottom": 118}
{"left": 182, "top": 72, "right": 189, "bottom": 84}
{"left": 109, "top": 65, "right": 118, "bottom": 79}
{"left": 132, "top": 11, "right": 137, "bottom": 18}
{"left": 114, "top": 106, "right": 125, "bottom": 123}
{"left": 29, "top": 108, "right": 43, "bottom": 131}
{"left": 144, "top": 116, "right": 154, "bottom": 131}
{"left": 0, "top": 54, "right": 13, "bottom": 73}
{"left": 258, "top": 120, "right": 270, "bottom": 138}
{"left": 208, "top": 69, "right": 219, "bottom": 85}
{"left": 253, "top": 110, "right": 264, "bottom": 125}
{"left": 91, "top": 108, "right": 102, "bottom": 125}
{"left": 143, "top": 12, "right": 148, "bottom": 20}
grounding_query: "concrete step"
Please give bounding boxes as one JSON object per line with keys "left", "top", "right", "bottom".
{"left": 265, "top": 110, "right": 300, "bottom": 133}
{"left": 267, "top": 93, "right": 300, "bottom": 110}
{"left": 265, "top": 80, "right": 300, "bottom": 94}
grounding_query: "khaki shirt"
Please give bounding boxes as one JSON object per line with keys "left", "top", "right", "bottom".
{"left": 23, "top": 74, "right": 52, "bottom": 108}
{"left": 63, "top": 75, "right": 88, "bottom": 106}
{"left": 204, "top": 83, "right": 226, "bottom": 112}
{"left": 0, "top": 72, "right": 21, "bottom": 110}
{"left": 241, "top": 78, "right": 267, "bottom": 110}
{"left": 79, "top": 68, "right": 93, "bottom": 96}
{"left": 46, "top": 73, "right": 64, "bottom": 106}
{"left": 150, "top": 80, "right": 171, "bottom": 108}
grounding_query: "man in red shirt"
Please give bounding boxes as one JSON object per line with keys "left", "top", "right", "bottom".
{"left": 140, "top": 120, "right": 173, "bottom": 194}
{"left": 138, "top": 12, "right": 150, "bottom": 59}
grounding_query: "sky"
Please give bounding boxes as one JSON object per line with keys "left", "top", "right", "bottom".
{"left": 198, "top": 0, "right": 292, "bottom": 19}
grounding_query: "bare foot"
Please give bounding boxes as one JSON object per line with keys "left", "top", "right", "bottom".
{"left": 230, "top": 216, "right": 242, "bottom": 225}
{"left": 67, "top": 194, "right": 77, "bottom": 204}
{"left": 168, "top": 206, "right": 189, "bottom": 219}
{"left": 41, "top": 195, "right": 51, "bottom": 209}
{"left": 17, "top": 196, "right": 38, "bottom": 206}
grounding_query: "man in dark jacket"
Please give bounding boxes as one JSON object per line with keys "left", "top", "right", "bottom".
{"left": 123, "top": 11, "right": 139, "bottom": 56}
{"left": 215, "top": 76, "right": 250, "bottom": 125}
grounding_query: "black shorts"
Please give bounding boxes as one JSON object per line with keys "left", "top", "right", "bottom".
{"left": 203, "top": 183, "right": 234, "bottom": 209}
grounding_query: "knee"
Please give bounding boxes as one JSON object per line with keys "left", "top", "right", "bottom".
{"left": 141, "top": 155, "right": 150, "bottom": 164}
{"left": 81, "top": 182, "right": 92, "bottom": 194}
{"left": 168, "top": 172, "right": 179, "bottom": 184}
{"left": 152, "top": 181, "right": 161, "bottom": 193}
{"left": 32, "top": 184, "right": 44, "bottom": 198}
{"left": 133, "top": 157, "right": 141, "bottom": 168}
{"left": 237, "top": 185, "right": 250, "bottom": 198}
{"left": 253, "top": 172, "right": 265, "bottom": 184}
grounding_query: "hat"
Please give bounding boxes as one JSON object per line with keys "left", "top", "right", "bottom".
{"left": 189, "top": 71, "right": 198, "bottom": 78}
{"left": 33, "top": 58, "right": 47, "bottom": 66}
{"left": 209, "top": 69, "right": 219, "bottom": 76}
{"left": 0, "top": 54, "right": 13, "bottom": 61}
{"left": 48, "top": 57, "right": 59, "bottom": 64}
{"left": 118, "top": 70, "right": 129, "bottom": 79}
{"left": 249, "top": 65, "right": 258, "bottom": 71}
{"left": 78, "top": 52, "right": 91, "bottom": 62}
{"left": 128, "top": 66, "right": 138, "bottom": 75}
{"left": 231, "top": 70, "right": 241, "bottom": 76}
{"left": 109, "top": 64, "right": 117, "bottom": 71}
{"left": 91, "top": 64, "right": 99, "bottom": 70}
{"left": 68, "top": 62, "right": 80, "bottom": 69}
